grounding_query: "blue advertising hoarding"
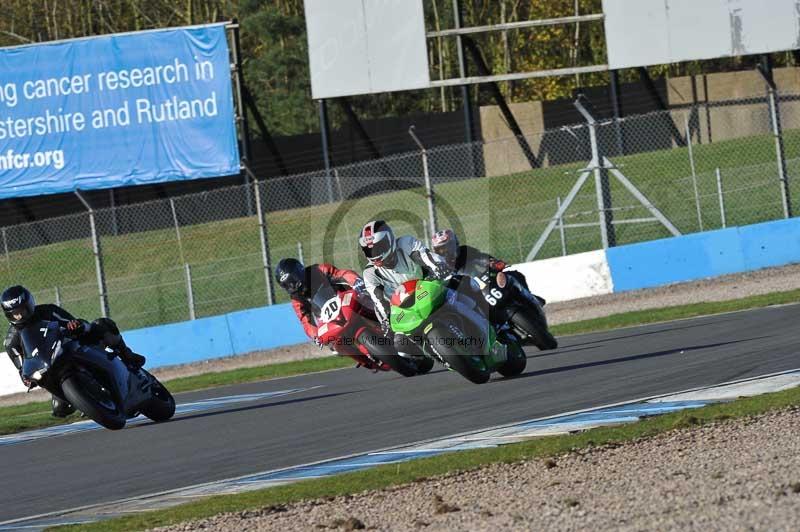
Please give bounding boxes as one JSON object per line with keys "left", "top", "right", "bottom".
{"left": 0, "top": 24, "right": 240, "bottom": 199}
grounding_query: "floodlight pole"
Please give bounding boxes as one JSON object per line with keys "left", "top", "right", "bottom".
{"left": 758, "top": 55, "right": 792, "bottom": 219}
{"left": 75, "top": 190, "right": 110, "bottom": 318}
{"left": 229, "top": 20, "right": 254, "bottom": 216}
{"left": 453, "top": 0, "right": 476, "bottom": 157}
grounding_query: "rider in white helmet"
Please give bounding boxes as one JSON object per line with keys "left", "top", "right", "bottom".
{"left": 358, "top": 220, "right": 449, "bottom": 337}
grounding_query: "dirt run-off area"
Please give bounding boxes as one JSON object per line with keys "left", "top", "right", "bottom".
{"left": 155, "top": 406, "right": 800, "bottom": 532}
{"left": 3, "top": 263, "right": 799, "bottom": 407}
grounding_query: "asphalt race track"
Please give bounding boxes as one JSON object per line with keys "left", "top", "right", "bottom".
{"left": 2, "top": 303, "right": 799, "bottom": 523}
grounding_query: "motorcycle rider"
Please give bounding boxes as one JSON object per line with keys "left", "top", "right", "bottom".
{"left": 2, "top": 285, "right": 146, "bottom": 417}
{"left": 358, "top": 220, "right": 450, "bottom": 338}
{"left": 431, "top": 229, "right": 546, "bottom": 305}
{"left": 275, "top": 258, "right": 387, "bottom": 371}
{"left": 357, "top": 220, "right": 507, "bottom": 361}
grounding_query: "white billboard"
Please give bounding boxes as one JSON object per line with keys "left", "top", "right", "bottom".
{"left": 304, "top": 0, "right": 431, "bottom": 99}
{"left": 603, "top": 0, "right": 800, "bottom": 70}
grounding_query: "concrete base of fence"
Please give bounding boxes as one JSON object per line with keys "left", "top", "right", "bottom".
{"left": 509, "top": 249, "right": 614, "bottom": 303}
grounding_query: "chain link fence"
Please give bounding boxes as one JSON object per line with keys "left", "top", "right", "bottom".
{"left": 2, "top": 92, "right": 797, "bottom": 331}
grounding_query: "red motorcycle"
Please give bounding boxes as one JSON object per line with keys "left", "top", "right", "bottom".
{"left": 308, "top": 270, "right": 432, "bottom": 377}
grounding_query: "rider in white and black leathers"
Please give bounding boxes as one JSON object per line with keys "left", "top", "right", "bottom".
{"left": 358, "top": 220, "right": 450, "bottom": 338}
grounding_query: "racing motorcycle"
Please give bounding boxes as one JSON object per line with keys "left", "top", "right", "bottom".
{"left": 309, "top": 270, "right": 433, "bottom": 377}
{"left": 19, "top": 319, "right": 175, "bottom": 430}
{"left": 389, "top": 278, "right": 526, "bottom": 384}
{"left": 473, "top": 266, "right": 558, "bottom": 351}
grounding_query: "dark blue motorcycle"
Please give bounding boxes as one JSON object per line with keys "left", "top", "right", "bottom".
{"left": 20, "top": 319, "right": 175, "bottom": 430}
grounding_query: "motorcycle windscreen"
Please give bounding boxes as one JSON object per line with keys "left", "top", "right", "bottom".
{"left": 19, "top": 320, "right": 61, "bottom": 364}
{"left": 308, "top": 269, "right": 341, "bottom": 324}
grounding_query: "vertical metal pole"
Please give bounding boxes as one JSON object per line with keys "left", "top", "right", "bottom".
{"left": 453, "top": 0, "right": 476, "bottom": 148}
{"left": 109, "top": 189, "right": 118, "bottom": 236}
{"left": 767, "top": 86, "right": 792, "bottom": 219}
{"left": 54, "top": 286, "right": 61, "bottom": 307}
{"left": 422, "top": 219, "right": 430, "bottom": 245}
{"left": 590, "top": 121, "right": 609, "bottom": 249}
{"left": 410, "top": 126, "right": 438, "bottom": 235}
{"left": 170, "top": 198, "right": 186, "bottom": 266}
{"left": 685, "top": 113, "right": 704, "bottom": 231}
{"left": 319, "top": 99, "right": 335, "bottom": 203}
{"left": 557, "top": 196, "right": 567, "bottom": 256}
{"left": 297, "top": 241, "right": 305, "bottom": 264}
{"left": 185, "top": 263, "right": 196, "bottom": 320}
{"left": 75, "top": 191, "right": 109, "bottom": 318}
{"left": 2, "top": 228, "right": 8, "bottom": 263}
{"left": 248, "top": 170, "right": 275, "bottom": 305}
{"left": 716, "top": 168, "right": 727, "bottom": 228}
{"left": 609, "top": 69, "right": 625, "bottom": 156}
{"left": 575, "top": 98, "right": 615, "bottom": 248}
{"left": 230, "top": 21, "right": 253, "bottom": 216}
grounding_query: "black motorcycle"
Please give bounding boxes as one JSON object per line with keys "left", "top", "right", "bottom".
{"left": 472, "top": 268, "right": 558, "bottom": 351}
{"left": 19, "top": 319, "right": 175, "bottom": 430}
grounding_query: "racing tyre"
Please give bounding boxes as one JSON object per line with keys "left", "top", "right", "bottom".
{"left": 496, "top": 337, "right": 527, "bottom": 378}
{"left": 427, "top": 326, "right": 491, "bottom": 384}
{"left": 412, "top": 355, "right": 434, "bottom": 375}
{"left": 512, "top": 307, "right": 558, "bottom": 351}
{"left": 62, "top": 371, "right": 126, "bottom": 430}
{"left": 358, "top": 331, "right": 418, "bottom": 377}
{"left": 139, "top": 371, "right": 176, "bottom": 422}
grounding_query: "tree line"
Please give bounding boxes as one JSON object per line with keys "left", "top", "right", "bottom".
{"left": 1, "top": 0, "right": 793, "bottom": 136}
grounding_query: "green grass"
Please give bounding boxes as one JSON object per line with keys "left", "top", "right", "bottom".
{"left": 4, "top": 288, "right": 799, "bottom": 437}
{"left": 55, "top": 374, "right": 800, "bottom": 531}
{"left": 4, "top": 126, "right": 800, "bottom": 331}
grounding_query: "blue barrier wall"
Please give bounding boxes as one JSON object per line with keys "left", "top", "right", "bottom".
{"left": 123, "top": 303, "right": 307, "bottom": 368}
{"left": 607, "top": 218, "right": 800, "bottom": 292}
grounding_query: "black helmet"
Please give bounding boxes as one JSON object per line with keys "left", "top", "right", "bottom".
{"left": 2, "top": 285, "right": 35, "bottom": 327}
{"left": 276, "top": 258, "right": 306, "bottom": 297}
{"left": 359, "top": 220, "right": 396, "bottom": 267}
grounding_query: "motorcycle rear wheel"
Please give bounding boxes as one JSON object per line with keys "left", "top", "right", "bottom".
{"left": 495, "top": 337, "right": 527, "bottom": 377}
{"left": 512, "top": 307, "right": 558, "bottom": 351}
{"left": 358, "top": 331, "right": 418, "bottom": 377}
{"left": 62, "top": 372, "right": 126, "bottom": 430}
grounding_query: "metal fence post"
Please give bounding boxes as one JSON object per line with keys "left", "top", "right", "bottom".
{"left": 184, "top": 263, "right": 196, "bottom": 320}
{"left": 409, "top": 126, "right": 438, "bottom": 235}
{"left": 297, "top": 241, "right": 305, "bottom": 264}
{"left": 75, "top": 191, "right": 110, "bottom": 318}
{"left": 170, "top": 198, "right": 187, "bottom": 265}
{"left": 54, "top": 286, "right": 61, "bottom": 307}
{"left": 1, "top": 227, "right": 8, "bottom": 264}
{"left": 685, "top": 113, "right": 704, "bottom": 232}
{"left": 245, "top": 166, "right": 275, "bottom": 305}
{"left": 574, "top": 98, "right": 615, "bottom": 248}
{"left": 557, "top": 196, "right": 567, "bottom": 256}
{"left": 758, "top": 57, "right": 792, "bottom": 219}
{"left": 715, "top": 168, "right": 727, "bottom": 229}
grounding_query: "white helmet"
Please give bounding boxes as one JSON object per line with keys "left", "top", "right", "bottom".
{"left": 359, "top": 220, "right": 396, "bottom": 266}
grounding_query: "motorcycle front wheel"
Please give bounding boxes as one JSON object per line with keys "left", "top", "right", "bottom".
{"left": 358, "top": 331, "right": 418, "bottom": 377}
{"left": 62, "top": 371, "right": 126, "bottom": 430}
{"left": 427, "top": 325, "right": 491, "bottom": 384}
{"left": 139, "top": 370, "right": 176, "bottom": 422}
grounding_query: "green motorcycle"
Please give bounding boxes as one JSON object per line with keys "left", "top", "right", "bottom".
{"left": 389, "top": 278, "right": 527, "bottom": 384}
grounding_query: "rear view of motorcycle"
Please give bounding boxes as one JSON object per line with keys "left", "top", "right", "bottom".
{"left": 19, "top": 320, "right": 175, "bottom": 430}
{"left": 473, "top": 267, "right": 558, "bottom": 351}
